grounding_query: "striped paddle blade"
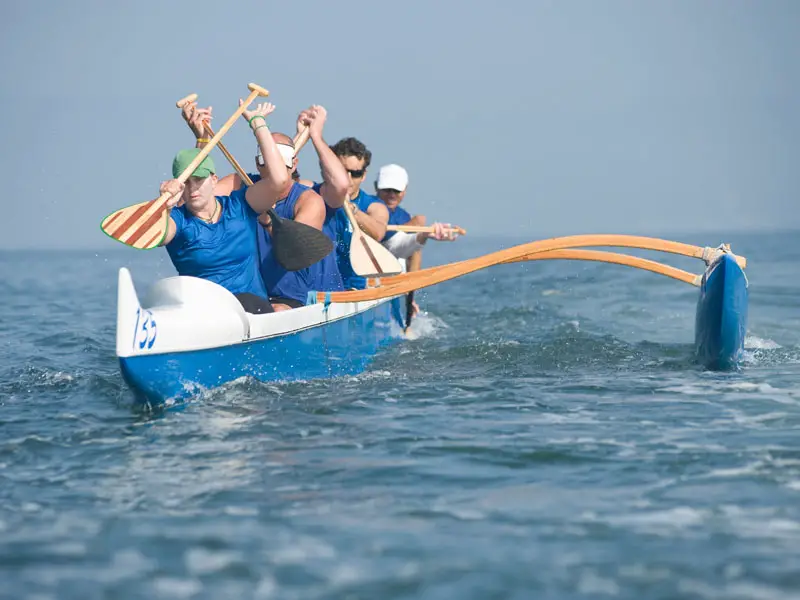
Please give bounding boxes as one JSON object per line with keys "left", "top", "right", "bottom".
{"left": 100, "top": 198, "right": 169, "bottom": 250}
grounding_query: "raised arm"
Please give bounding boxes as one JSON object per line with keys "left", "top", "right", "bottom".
{"left": 214, "top": 173, "right": 243, "bottom": 196}
{"left": 180, "top": 101, "right": 213, "bottom": 150}
{"left": 241, "top": 100, "right": 291, "bottom": 213}
{"left": 301, "top": 105, "right": 349, "bottom": 209}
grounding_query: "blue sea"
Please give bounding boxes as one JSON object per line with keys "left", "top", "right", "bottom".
{"left": 1, "top": 231, "right": 799, "bottom": 599}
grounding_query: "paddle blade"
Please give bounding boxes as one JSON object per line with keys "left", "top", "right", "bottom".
{"left": 269, "top": 209, "right": 334, "bottom": 271}
{"left": 404, "top": 291, "right": 415, "bottom": 332}
{"left": 100, "top": 199, "right": 168, "bottom": 250}
{"left": 350, "top": 231, "right": 403, "bottom": 276}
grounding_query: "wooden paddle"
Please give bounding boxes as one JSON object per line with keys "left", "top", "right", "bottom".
{"left": 387, "top": 224, "right": 467, "bottom": 235}
{"left": 342, "top": 199, "right": 402, "bottom": 277}
{"left": 100, "top": 83, "right": 270, "bottom": 249}
{"left": 316, "top": 234, "right": 744, "bottom": 302}
{"left": 175, "top": 94, "right": 332, "bottom": 271}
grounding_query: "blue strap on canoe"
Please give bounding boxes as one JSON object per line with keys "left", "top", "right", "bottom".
{"left": 306, "top": 290, "right": 332, "bottom": 314}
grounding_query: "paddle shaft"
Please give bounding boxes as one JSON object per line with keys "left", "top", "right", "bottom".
{"left": 164, "top": 85, "right": 267, "bottom": 203}
{"left": 387, "top": 224, "right": 466, "bottom": 235}
{"left": 203, "top": 122, "right": 311, "bottom": 187}
{"left": 177, "top": 92, "right": 310, "bottom": 188}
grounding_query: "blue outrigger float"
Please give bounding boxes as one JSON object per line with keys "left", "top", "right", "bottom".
{"left": 116, "top": 235, "right": 748, "bottom": 407}
{"left": 695, "top": 251, "right": 749, "bottom": 370}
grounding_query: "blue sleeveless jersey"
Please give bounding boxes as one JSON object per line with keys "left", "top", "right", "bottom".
{"left": 165, "top": 188, "right": 266, "bottom": 297}
{"left": 310, "top": 183, "right": 346, "bottom": 294}
{"left": 325, "top": 189, "right": 384, "bottom": 289}
{"left": 258, "top": 182, "right": 342, "bottom": 304}
{"left": 383, "top": 205, "right": 412, "bottom": 241}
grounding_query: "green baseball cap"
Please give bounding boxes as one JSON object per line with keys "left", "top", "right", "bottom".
{"left": 172, "top": 148, "right": 216, "bottom": 178}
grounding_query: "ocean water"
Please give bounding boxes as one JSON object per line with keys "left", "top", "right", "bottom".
{"left": 1, "top": 231, "right": 799, "bottom": 599}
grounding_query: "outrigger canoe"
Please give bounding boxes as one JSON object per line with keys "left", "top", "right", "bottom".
{"left": 116, "top": 235, "right": 749, "bottom": 407}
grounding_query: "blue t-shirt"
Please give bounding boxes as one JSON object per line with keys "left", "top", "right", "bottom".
{"left": 257, "top": 182, "right": 343, "bottom": 304}
{"left": 330, "top": 189, "right": 383, "bottom": 290}
{"left": 383, "top": 205, "right": 412, "bottom": 241}
{"left": 165, "top": 188, "right": 267, "bottom": 297}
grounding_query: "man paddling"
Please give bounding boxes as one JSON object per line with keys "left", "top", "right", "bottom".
{"left": 183, "top": 103, "right": 348, "bottom": 310}
{"left": 321, "top": 137, "right": 391, "bottom": 289}
{"left": 193, "top": 105, "right": 348, "bottom": 311}
{"left": 374, "top": 163, "right": 458, "bottom": 316}
{"left": 375, "top": 164, "right": 456, "bottom": 265}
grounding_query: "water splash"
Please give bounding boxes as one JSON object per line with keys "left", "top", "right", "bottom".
{"left": 404, "top": 311, "right": 449, "bottom": 340}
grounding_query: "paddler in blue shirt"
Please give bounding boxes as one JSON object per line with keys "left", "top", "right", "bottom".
{"left": 374, "top": 163, "right": 459, "bottom": 316}
{"left": 184, "top": 102, "right": 348, "bottom": 311}
{"left": 317, "top": 137, "right": 389, "bottom": 289}
{"left": 158, "top": 100, "right": 291, "bottom": 314}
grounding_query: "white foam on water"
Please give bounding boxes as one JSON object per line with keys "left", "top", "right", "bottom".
{"left": 43, "top": 371, "right": 75, "bottom": 383}
{"left": 599, "top": 506, "right": 708, "bottom": 535}
{"left": 184, "top": 547, "right": 242, "bottom": 575}
{"left": 718, "top": 505, "right": 800, "bottom": 542}
{"left": 659, "top": 381, "right": 800, "bottom": 407}
{"left": 152, "top": 576, "right": 203, "bottom": 598}
{"left": 269, "top": 536, "right": 337, "bottom": 565}
{"left": 724, "top": 382, "right": 778, "bottom": 393}
{"left": 430, "top": 504, "right": 486, "bottom": 521}
{"left": 659, "top": 384, "right": 715, "bottom": 396}
{"left": 745, "top": 335, "right": 782, "bottom": 350}
{"left": 704, "top": 462, "right": 764, "bottom": 479}
{"left": 405, "top": 311, "right": 448, "bottom": 340}
{"left": 108, "top": 549, "right": 157, "bottom": 581}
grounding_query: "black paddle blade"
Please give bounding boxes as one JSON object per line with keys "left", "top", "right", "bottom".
{"left": 404, "top": 291, "right": 415, "bottom": 332}
{"left": 268, "top": 209, "right": 334, "bottom": 271}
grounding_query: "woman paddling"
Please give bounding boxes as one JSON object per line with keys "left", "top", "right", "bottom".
{"left": 157, "top": 100, "right": 290, "bottom": 313}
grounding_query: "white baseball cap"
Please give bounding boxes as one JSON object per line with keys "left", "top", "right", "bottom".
{"left": 376, "top": 164, "right": 408, "bottom": 192}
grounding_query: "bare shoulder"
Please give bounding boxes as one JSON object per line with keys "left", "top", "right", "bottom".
{"left": 298, "top": 178, "right": 315, "bottom": 187}
{"left": 295, "top": 188, "right": 325, "bottom": 212}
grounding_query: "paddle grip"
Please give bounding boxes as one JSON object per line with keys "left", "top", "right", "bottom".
{"left": 173, "top": 86, "right": 262, "bottom": 186}
{"left": 247, "top": 83, "right": 270, "bottom": 97}
{"left": 176, "top": 93, "right": 198, "bottom": 108}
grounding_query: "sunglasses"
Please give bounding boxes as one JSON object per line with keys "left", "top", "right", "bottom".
{"left": 378, "top": 188, "right": 402, "bottom": 195}
{"left": 346, "top": 168, "right": 366, "bottom": 178}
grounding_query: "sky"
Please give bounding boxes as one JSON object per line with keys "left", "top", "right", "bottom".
{"left": 0, "top": 0, "right": 798, "bottom": 249}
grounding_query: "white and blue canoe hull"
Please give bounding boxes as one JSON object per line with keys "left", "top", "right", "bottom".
{"left": 694, "top": 252, "right": 749, "bottom": 370}
{"left": 116, "top": 268, "right": 405, "bottom": 407}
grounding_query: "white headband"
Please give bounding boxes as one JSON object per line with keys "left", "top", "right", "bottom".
{"left": 257, "top": 144, "right": 296, "bottom": 169}
{"left": 277, "top": 144, "right": 295, "bottom": 168}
